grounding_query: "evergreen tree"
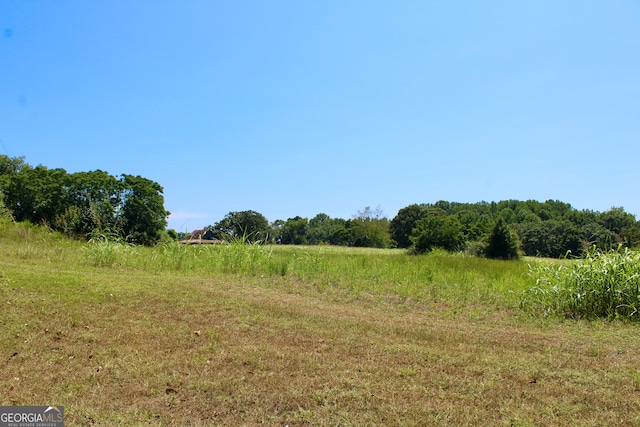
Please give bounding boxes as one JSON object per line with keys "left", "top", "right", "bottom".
{"left": 485, "top": 218, "right": 521, "bottom": 260}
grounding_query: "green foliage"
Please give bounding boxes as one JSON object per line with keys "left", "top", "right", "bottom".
{"left": 0, "top": 155, "right": 169, "bottom": 245}
{"left": 485, "top": 218, "right": 521, "bottom": 260}
{"left": 0, "top": 219, "right": 543, "bottom": 310}
{"left": 390, "top": 204, "right": 429, "bottom": 248}
{"left": 517, "top": 220, "right": 584, "bottom": 258}
{"left": 599, "top": 207, "right": 636, "bottom": 234}
{"left": 308, "top": 213, "right": 342, "bottom": 245}
{"left": 388, "top": 200, "right": 637, "bottom": 259}
{"left": 0, "top": 154, "right": 27, "bottom": 191}
{"left": 218, "top": 236, "right": 275, "bottom": 274}
{"left": 328, "top": 222, "right": 351, "bottom": 246}
{"left": 62, "top": 170, "right": 124, "bottom": 236}
{"left": 120, "top": 174, "right": 169, "bottom": 245}
{"left": 621, "top": 221, "right": 640, "bottom": 249}
{"left": 410, "top": 208, "right": 465, "bottom": 254}
{"left": 0, "top": 191, "right": 13, "bottom": 222}
{"left": 278, "top": 216, "right": 309, "bottom": 245}
{"left": 350, "top": 206, "right": 393, "bottom": 248}
{"left": 523, "top": 247, "right": 640, "bottom": 320}
{"left": 464, "top": 240, "right": 487, "bottom": 257}
{"left": 212, "top": 210, "right": 270, "bottom": 243}
{"left": 4, "top": 165, "right": 68, "bottom": 225}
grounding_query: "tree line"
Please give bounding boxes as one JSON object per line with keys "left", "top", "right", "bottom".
{"left": 390, "top": 200, "right": 640, "bottom": 257}
{"left": 200, "top": 202, "right": 639, "bottom": 259}
{"left": 3, "top": 154, "right": 639, "bottom": 257}
{"left": 0, "top": 155, "right": 169, "bottom": 245}
{"left": 194, "top": 206, "right": 394, "bottom": 249}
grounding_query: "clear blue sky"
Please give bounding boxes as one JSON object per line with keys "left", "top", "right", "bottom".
{"left": 1, "top": 1, "right": 638, "bottom": 232}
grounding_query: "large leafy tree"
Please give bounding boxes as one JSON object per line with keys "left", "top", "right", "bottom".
{"left": 390, "top": 204, "right": 429, "bottom": 248}
{"left": 307, "top": 213, "right": 333, "bottom": 244}
{"left": 0, "top": 155, "right": 27, "bottom": 192}
{"left": 599, "top": 207, "right": 636, "bottom": 235}
{"left": 4, "top": 165, "right": 68, "bottom": 225}
{"left": 59, "top": 170, "right": 124, "bottom": 237}
{"left": 278, "top": 216, "right": 309, "bottom": 245}
{"left": 120, "top": 174, "right": 169, "bottom": 245}
{"left": 1, "top": 155, "right": 170, "bottom": 245}
{"left": 410, "top": 208, "right": 465, "bottom": 253}
{"left": 517, "top": 220, "right": 584, "bottom": 258}
{"left": 350, "top": 206, "right": 392, "bottom": 248}
{"left": 621, "top": 221, "right": 640, "bottom": 249}
{"left": 213, "top": 210, "right": 270, "bottom": 243}
{"left": 457, "top": 208, "right": 494, "bottom": 242}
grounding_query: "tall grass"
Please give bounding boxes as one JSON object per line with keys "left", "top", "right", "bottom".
{"left": 522, "top": 246, "right": 640, "bottom": 320}
{"left": 83, "top": 236, "right": 279, "bottom": 276}
{"left": 0, "top": 219, "right": 81, "bottom": 264}
{"left": 76, "top": 237, "right": 533, "bottom": 307}
{"left": 83, "top": 235, "right": 138, "bottom": 267}
{"left": 1, "top": 221, "right": 534, "bottom": 308}
{"left": 270, "top": 246, "right": 531, "bottom": 306}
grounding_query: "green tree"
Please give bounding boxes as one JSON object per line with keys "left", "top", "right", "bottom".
{"left": 582, "top": 221, "right": 620, "bottom": 250}
{"left": 4, "top": 165, "right": 68, "bottom": 225}
{"left": 0, "top": 155, "right": 27, "bottom": 193}
{"left": 307, "top": 213, "right": 333, "bottom": 244}
{"left": 621, "top": 221, "right": 640, "bottom": 248}
{"left": 485, "top": 218, "right": 521, "bottom": 260}
{"left": 410, "top": 208, "right": 465, "bottom": 254}
{"left": 120, "top": 174, "right": 169, "bottom": 245}
{"left": 213, "top": 210, "right": 270, "bottom": 243}
{"left": 328, "top": 218, "right": 351, "bottom": 246}
{"left": 59, "top": 170, "right": 123, "bottom": 237}
{"left": 278, "top": 216, "right": 309, "bottom": 245}
{"left": 0, "top": 191, "right": 12, "bottom": 221}
{"left": 599, "top": 207, "right": 636, "bottom": 235}
{"left": 517, "top": 220, "right": 585, "bottom": 258}
{"left": 456, "top": 203, "right": 494, "bottom": 241}
{"left": 390, "top": 204, "right": 429, "bottom": 248}
{"left": 350, "top": 206, "right": 392, "bottom": 248}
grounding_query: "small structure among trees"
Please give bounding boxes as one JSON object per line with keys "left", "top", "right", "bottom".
{"left": 180, "top": 229, "right": 222, "bottom": 244}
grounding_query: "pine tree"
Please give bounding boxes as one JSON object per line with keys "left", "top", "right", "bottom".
{"left": 485, "top": 218, "right": 521, "bottom": 260}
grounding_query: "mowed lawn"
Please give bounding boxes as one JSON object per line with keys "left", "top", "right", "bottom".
{"left": 2, "top": 226, "right": 640, "bottom": 425}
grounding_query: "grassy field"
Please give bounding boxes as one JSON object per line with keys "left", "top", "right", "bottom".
{"left": 2, "top": 222, "right": 640, "bottom": 426}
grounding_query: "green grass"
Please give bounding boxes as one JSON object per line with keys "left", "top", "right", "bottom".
{"left": 3, "top": 221, "right": 640, "bottom": 425}
{"left": 523, "top": 246, "right": 640, "bottom": 320}
{"left": 79, "top": 240, "right": 537, "bottom": 309}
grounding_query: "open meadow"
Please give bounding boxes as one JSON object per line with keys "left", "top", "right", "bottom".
{"left": 2, "top": 222, "right": 640, "bottom": 426}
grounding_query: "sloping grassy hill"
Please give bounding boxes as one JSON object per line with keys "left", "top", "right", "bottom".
{"left": 2, "top": 222, "right": 640, "bottom": 425}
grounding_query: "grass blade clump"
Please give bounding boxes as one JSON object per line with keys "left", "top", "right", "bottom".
{"left": 218, "top": 236, "right": 274, "bottom": 275}
{"left": 523, "top": 246, "right": 640, "bottom": 320}
{"left": 83, "top": 235, "right": 137, "bottom": 267}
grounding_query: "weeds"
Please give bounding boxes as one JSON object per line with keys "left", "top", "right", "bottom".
{"left": 83, "top": 235, "right": 137, "bottom": 267}
{"left": 523, "top": 246, "right": 640, "bottom": 320}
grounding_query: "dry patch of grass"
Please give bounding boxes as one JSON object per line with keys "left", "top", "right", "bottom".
{"left": 1, "top": 261, "right": 640, "bottom": 426}
{"left": 1, "top": 228, "right": 640, "bottom": 425}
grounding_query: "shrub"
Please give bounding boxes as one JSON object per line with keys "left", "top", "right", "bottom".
{"left": 464, "top": 240, "right": 487, "bottom": 257}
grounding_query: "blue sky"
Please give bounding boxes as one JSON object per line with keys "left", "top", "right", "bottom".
{"left": 1, "top": 1, "right": 638, "bottom": 232}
